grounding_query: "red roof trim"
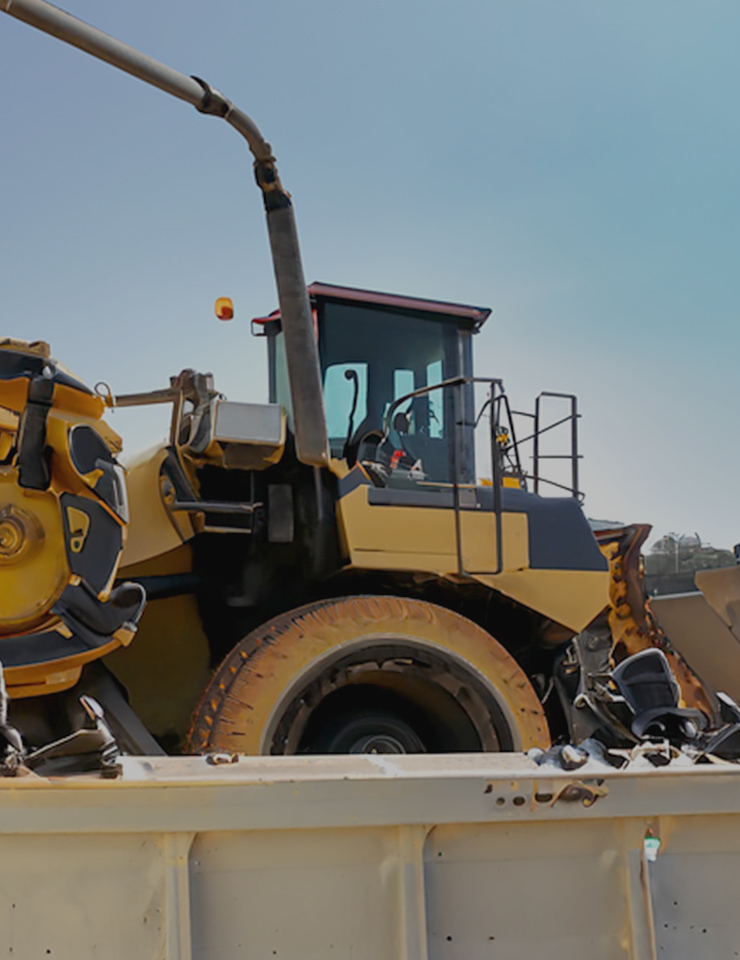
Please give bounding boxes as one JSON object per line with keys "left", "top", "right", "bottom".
{"left": 252, "top": 283, "right": 492, "bottom": 327}
{"left": 251, "top": 307, "right": 281, "bottom": 325}
{"left": 306, "top": 283, "right": 491, "bottom": 325}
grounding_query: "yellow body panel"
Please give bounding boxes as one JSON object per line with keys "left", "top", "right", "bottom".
{"left": 0, "top": 475, "right": 69, "bottom": 633}
{"left": 46, "top": 407, "right": 126, "bottom": 502}
{"left": 0, "top": 408, "right": 19, "bottom": 461}
{"left": 106, "top": 593, "right": 211, "bottom": 744}
{"left": 339, "top": 486, "right": 457, "bottom": 569}
{"left": 474, "top": 569, "right": 610, "bottom": 635}
{"left": 114, "top": 545, "right": 210, "bottom": 742}
{"left": 0, "top": 351, "right": 133, "bottom": 694}
{"left": 5, "top": 636, "right": 123, "bottom": 699}
{"left": 121, "top": 444, "right": 194, "bottom": 568}
{"left": 0, "top": 408, "right": 18, "bottom": 432}
{"left": 0, "top": 377, "right": 103, "bottom": 423}
{"left": 459, "top": 510, "right": 529, "bottom": 573}
{"left": 339, "top": 486, "right": 530, "bottom": 574}
{"left": 338, "top": 483, "right": 607, "bottom": 632}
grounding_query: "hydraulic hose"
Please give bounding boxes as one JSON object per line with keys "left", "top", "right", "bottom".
{"left": 0, "top": 0, "right": 329, "bottom": 467}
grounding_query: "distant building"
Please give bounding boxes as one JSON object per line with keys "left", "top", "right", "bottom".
{"left": 644, "top": 533, "right": 734, "bottom": 596}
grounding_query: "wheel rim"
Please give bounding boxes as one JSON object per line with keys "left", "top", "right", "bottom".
{"left": 268, "top": 641, "right": 516, "bottom": 755}
{"left": 307, "top": 704, "right": 430, "bottom": 754}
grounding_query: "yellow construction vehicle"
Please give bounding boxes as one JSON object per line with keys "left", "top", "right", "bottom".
{"left": 1, "top": 0, "right": 737, "bottom": 766}
{"left": 110, "top": 282, "right": 616, "bottom": 756}
{"left": 7, "top": 10, "right": 740, "bottom": 960}
{"left": 1, "top": 292, "right": 730, "bottom": 760}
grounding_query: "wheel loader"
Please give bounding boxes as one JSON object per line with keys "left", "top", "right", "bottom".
{"left": 1, "top": 291, "right": 731, "bottom": 758}
{"left": 1, "top": 0, "right": 738, "bottom": 768}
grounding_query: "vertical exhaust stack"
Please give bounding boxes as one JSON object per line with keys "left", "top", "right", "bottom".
{"left": 0, "top": 0, "right": 329, "bottom": 468}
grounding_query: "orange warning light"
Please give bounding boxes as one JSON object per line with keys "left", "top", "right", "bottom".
{"left": 215, "top": 297, "right": 234, "bottom": 321}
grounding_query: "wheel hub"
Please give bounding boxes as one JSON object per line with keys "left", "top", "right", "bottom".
{"left": 0, "top": 504, "right": 41, "bottom": 564}
{"left": 349, "top": 733, "right": 408, "bottom": 754}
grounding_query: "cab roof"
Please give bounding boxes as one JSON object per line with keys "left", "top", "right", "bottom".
{"left": 253, "top": 283, "right": 491, "bottom": 330}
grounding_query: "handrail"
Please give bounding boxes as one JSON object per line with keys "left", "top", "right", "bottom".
{"left": 381, "top": 376, "right": 507, "bottom": 575}
{"left": 534, "top": 392, "right": 581, "bottom": 500}
{"left": 374, "top": 377, "right": 583, "bottom": 573}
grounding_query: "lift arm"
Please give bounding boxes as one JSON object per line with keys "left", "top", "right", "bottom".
{"left": 0, "top": 0, "right": 329, "bottom": 468}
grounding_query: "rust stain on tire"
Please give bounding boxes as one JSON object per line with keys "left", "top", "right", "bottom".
{"left": 187, "top": 596, "right": 550, "bottom": 755}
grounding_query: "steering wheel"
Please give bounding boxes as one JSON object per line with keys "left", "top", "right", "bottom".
{"left": 344, "top": 416, "right": 382, "bottom": 467}
{"left": 345, "top": 399, "right": 427, "bottom": 469}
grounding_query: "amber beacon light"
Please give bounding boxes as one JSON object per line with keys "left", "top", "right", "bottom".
{"left": 215, "top": 297, "right": 234, "bottom": 321}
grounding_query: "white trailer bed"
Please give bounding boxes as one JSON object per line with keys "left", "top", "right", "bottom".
{"left": 0, "top": 752, "right": 737, "bottom": 959}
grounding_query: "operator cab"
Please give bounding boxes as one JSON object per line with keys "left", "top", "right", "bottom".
{"left": 258, "top": 283, "right": 604, "bottom": 614}
{"left": 262, "top": 283, "right": 490, "bottom": 485}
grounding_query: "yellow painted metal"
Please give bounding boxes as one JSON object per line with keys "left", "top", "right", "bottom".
{"left": 598, "top": 528, "right": 718, "bottom": 721}
{"left": 338, "top": 485, "right": 456, "bottom": 566}
{"left": 476, "top": 568, "right": 610, "bottom": 634}
{"left": 121, "top": 443, "right": 195, "bottom": 568}
{"left": 120, "top": 540, "right": 194, "bottom": 581}
{"left": 188, "top": 596, "right": 550, "bottom": 755}
{"left": 0, "top": 346, "right": 104, "bottom": 423}
{"left": 338, "top": 483, "right": 607, "bottom": 632}
{"left": 0, "top": 477, "right": 68, "bottom": 633}
{"left": 4, "top": 634, "right": 123, "bottom": 698}
{"left": 44, "top": 409, "right": 123, "bottom": 495}
{"left": 339, "top": 487, "right": 530, "bottom": 574}
{"left": 65, "top": 505, "right": 90, "bottom": 553}
{"left": 0, "top": 404, "right": 15, "bottom": 461}
{"left": 51, "top": 382, "right": 105, "bottom": 421}
{"left": 0, "top": 407, "right": 18, "bottom": 432}
{"left": 460, "top": 509, "right": 529, "bottom": 572}
{"left": 329, "top": 456, "right": 352, "bottom": 479}
{"left": 113, "top": 545, "right": 210, "bottom": 743}
{"left": 0, "top": 337, "right": 50, "bottom": 359}
{"left": 107, "top": 592, "right": 211, "bottom": 745}
{"left": 6, "top": 665, "right": 83, "bottom": 698}
{"left": 0, "top": 353, "right": 135, "bottom": 695}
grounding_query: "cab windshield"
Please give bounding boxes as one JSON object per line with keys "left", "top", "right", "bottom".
{"left": 318, "top": 301, "right": 473, "bottom": 483}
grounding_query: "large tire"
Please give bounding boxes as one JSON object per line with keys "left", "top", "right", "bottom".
{"left": 188, "top": 596, "right": 550, "bottom": 755}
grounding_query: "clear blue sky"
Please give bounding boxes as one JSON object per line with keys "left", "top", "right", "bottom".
{"left": 1, "top": 1, "right": 739, "bottom": 548}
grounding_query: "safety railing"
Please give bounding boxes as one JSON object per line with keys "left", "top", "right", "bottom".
{"left": 382, "top": 378, "right": 583, "bottom": 576}
{"left": 510, "top": 391, "right": 583, "bottom": 500}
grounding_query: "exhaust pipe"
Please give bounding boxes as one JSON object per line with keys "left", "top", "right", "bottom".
{"left": 0, "top": 0, "right": 329, "bottom": 468}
